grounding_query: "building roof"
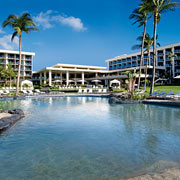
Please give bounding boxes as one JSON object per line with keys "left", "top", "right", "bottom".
{"left": 106, "top": 42, "right": 180, "bottom": 62}
{"left": 0, "top": 49, "right": 35, "bottom": 56}
{"left": 34, "top": 63, "right": 107, "bottom": 74}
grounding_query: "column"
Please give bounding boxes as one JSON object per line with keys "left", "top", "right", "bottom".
{"left": 172, "top": 47, "right": 175, "bottom": 78}
{"left": 49, "top": 70, "right": 52, "bottom": 86}
{"left": 40, "top": 73, "right": 42, "bottom": 85}
{"left": 82, "top": 72, "right": 84, "bottom": 85}
{"left": 66, "top": 71, "right": 69, "bottom": 86}
{"left": 105, "top": 80, "right": 108, "bottom": 87}
{"left": 163, "top": 49, "right": 166, "bottom": 67}
{"left": 60, "top": 72, "right": 63, "bottom": 81}
{"left": 44, "top": 72, "right": 47, "bottom": 84}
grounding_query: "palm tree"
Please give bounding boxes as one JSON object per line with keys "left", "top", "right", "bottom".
{"left": 142, "top": 0, "right": 179, "bottom": 94}
{"left": 130, "top": 2, "right": 150, "bottom": 90}
{"left": 132, "top": 33, "right": 160, "bottom": 90}
{"left": 125, "top": 69, "right": 138, "bottom": 93}
{"left": 3, "top": 13, "right": 39, "bottom": 96}
{"left": 167, "top": 52, "right": 177, "bottom": 83}
{"left": 6, "top": 63, "right": 17, "bottom": 88}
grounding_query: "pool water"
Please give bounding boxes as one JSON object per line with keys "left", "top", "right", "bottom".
{"left": 0, "top": 97, "right": 180, "bottom": 180}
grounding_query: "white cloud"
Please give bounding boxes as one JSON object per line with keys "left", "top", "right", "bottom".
{"left": 54, "top": 16, "right": 86, "bottom": 32}
{"left": 33, "top": 10, "right": 54, "bottom": 30}
{"left": 0, "top": 28, "right": 5, "bottom": 34}
{"left": 0, "top": 35, "right": 19, "bottom": 50}
{"left": 33, "top": 10, "right": 87, "bottom": 31}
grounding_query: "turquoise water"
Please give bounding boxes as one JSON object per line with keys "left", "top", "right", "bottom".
{"left": 0, "top": 97, "right": 180, "bottom": 180}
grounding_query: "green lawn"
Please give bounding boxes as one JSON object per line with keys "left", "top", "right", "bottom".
{"left": 113, "top": 86, "right": 180, "bottom": 95}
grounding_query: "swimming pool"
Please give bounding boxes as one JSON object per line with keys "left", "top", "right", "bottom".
{"left": 0, "top": 97, "right": 180, "bottom": 179}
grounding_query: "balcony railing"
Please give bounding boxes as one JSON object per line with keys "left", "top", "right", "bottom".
{"left": 174, "top": 49, "right": 180, "bottom": 53}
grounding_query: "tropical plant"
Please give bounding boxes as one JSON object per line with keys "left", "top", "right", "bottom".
{"left": 130, "top": 2, "right": 151, "bottom": 90}
{"left": 133, "top": 33, "right": 160, "bottom": 90}
{"left": 6, "top": 63, "right": 17, "bottom": 88}
{"left": 167, "top": 52, "right": 177, "bottom": 83}
{"left": 0, "top": 66, "right": 8, "bottom": 86}
{"left": 3, "top": 13, "right": 39, "bottom": 96}
{"left": 125, "top": 69, "right": 138, "bottom": 93}
{"left": 142, "top": 0, "right": 179, "bottom": 94}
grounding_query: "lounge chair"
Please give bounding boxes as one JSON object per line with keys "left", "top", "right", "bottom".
{"left": 34, "top": 89, "right": 45, "bottom": 94}
{"left": 83, "top": 89, "right": 88, "bottom": 93}
{"left": 98, "top": 89, "right": 102, "bottom": 93}
{"left": 78, "top": 89, "right": 83, "bottom": 93}
{"left": 89, "top": 89, "right": 93, "bottom": 93}
{"left": 172, "top": 91, "right": 180, "bottom": 98}
{"left": 27, "top": 90, "right": 34, "bottom": 95}
{"left": 102, "top": 89, "right": 107, "bottom": 93}
{"left": 150, "top": 90, "right": 159, "bottom": 96}
{"left": 157, "top": 91, "right": 166, "bottom": 97}
{"left": 162, "top": 91, "right": 174, "bottom": 97}
{"left": 21, "top": 90, "right": 28, "bottom": 94}
{"left": 3, "top": 90, "right": 10, "bottom": 94}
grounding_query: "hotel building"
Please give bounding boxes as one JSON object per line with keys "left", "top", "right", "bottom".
{"left": 106, "top": 42, "right": 180, "bottom": 80}
{"left": 0, "top": 49, "right": 35, "bottom": 79}
{"left": 32, "top": 64, "right": 108, "bottom": 86}
{"left": 32, "top": 42, "right": 180, "bottom": 87}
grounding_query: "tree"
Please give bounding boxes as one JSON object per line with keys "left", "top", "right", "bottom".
{"left": 6, "top": 63, "right": 17, "bottom": 88}
{"left": 142, "top": 0, "right": 179, "bottom": 94}
{"left": 167, "top": 52, "right": 177, "bottom": 83}
{"left": 132, "top": 33, "right": 160, "bottom": 90}
{"left": 125, "top": 69, "right": 138, "bottom": 93}
{"left": 130, "top": 2, "right": 150, "bottom": 90}
{"left": 3, "top": 13, "right": 39, "bottom": 96}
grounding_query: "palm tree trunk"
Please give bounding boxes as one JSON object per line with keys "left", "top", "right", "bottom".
{"left": 150, "top": 11, "right": 157, "bottom": 95}
{"left": 16, "top": 35, "right": 22, "bottom": 96}
{"left": 10, "top": 76, "right": 12, "bottom": 89}
{"left": 138, "top": 20, "right": 147, "bottom": 90}
{"left": 144, "top": 51, "right": 150, "bottom": 90}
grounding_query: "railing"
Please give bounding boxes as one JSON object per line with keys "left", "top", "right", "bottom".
{"left": 158, "top": 53, "right": 164, "bottom": 56}
{"left": 174, "top": 49, "right": 180, "bottom": 53}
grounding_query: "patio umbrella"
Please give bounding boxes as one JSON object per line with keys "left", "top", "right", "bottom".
{"left": 53, "top": 80, "right": 63, "bottom": 83}
{"left": 91, "top": 80, "right": 102, "bottom": 82}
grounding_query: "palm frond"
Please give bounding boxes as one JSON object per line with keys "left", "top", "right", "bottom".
{"left": 11, "top": 31, "right": 18, "bottom": 42}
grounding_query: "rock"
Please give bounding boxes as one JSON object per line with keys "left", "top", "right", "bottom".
{"left": 0, "top": 109, "right": 25, "bottom": 133}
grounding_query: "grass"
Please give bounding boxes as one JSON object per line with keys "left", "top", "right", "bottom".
{"left": 112, "top": 86, "right": 180, "bottom": 95}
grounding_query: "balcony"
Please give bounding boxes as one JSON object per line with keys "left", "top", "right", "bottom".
{"left": 158, "top": 53, "right": 164, "bottom": 56}
{"left": 175, "top": 56, "right": 180, "bottom": 60}
{"left": 0, "top": 60, "right": 5, "bottom": 64}
{"left": 158, "top": 59, "right": 164, "bottom": 62}
{"left": 8, "top": 55, "right": 14, "bottom": 59}
{"left": 122, "top": 59, "right": 126, "bottom": 63}
{"left": 174, "top": 49, "right": 180, "bottom": 53}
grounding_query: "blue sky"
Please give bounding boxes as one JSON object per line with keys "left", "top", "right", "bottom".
{"left": 0, "top": 0, "right": 180, "bottom": 70}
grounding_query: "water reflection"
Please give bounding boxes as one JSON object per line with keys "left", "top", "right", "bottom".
{"left": 0, "top": 97, "right": 179, "bottom": 180}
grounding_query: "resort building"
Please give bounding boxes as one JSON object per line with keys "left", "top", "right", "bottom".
{"left": 0, "top": 49, "right": 35, "bottom": 79}
{"left": 106, "top": 42, "right": 180, "bottom": 82}
{"left": 32, "top": 64, "right": 108, "bottom": 86}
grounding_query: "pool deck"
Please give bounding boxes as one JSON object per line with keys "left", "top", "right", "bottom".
{"left": 143, "top": 99, "right": 180, "bottom": 107}
{"left": 0, "top": 93, "right": 110, "bottom": 100}
{"left": 124, "top": 167, "right": 180, "bottom": 180}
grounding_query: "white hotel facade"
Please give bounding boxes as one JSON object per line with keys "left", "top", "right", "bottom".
{"left": 1, "top": 42, "right": 180, "bottom": 86}
{"left": 0, "top": 49, "right": 35, "bottom": 79}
